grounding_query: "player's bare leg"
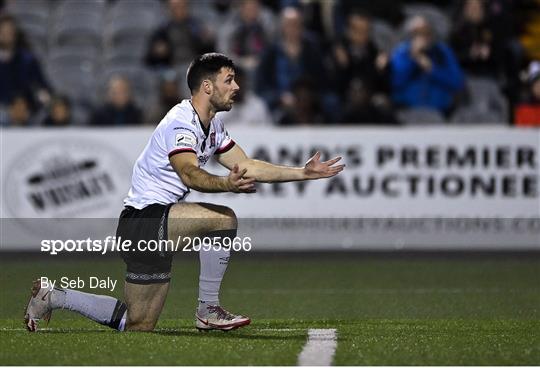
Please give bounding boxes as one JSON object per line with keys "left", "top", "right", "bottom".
{"left": 25, "top": 275, "right": 169, "bottom": 333}
{"left": 168, "top": 202, "right": 251, "bottom": 331}
{"left": 24, "top": 278, "right": 128, "bottom": 332}
{"left": 124, "top": 282, "right": 169, "bottom": 331}
{"left": 167, "top": 202, "right": 238, "bottom": 237}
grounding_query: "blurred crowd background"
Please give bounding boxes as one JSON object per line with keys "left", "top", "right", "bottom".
{"left": 0, "top": 0, "right": 539, "bottom": 128}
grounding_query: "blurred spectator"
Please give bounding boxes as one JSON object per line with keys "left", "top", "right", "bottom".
{"left": 333, "top": 0, "right": 405, "bottom": 33}
{"left": 390, "top": 15, "right": 464, "bottom": 114}
{"left": 212, "top": 0, "right": 234, "bottom": 15}
{"left": 218, "top": 67, "right": 273, "bottom": 127}
{"left": 339, "top": 78, "right": 397, "bottom": 124}
{"left": 43, "top": 96, "right": 72, "bottom": 127}
{"left": 278, "top": 77, "right": 325, "bottom": 125}
{"left": 332, "top": 11, "right": 390, "bottom": 102}
{"left": 0, "top": 15, "right": 51, "bottom": 112}
{"left": 255, "top": 7, "right": 329, "bottom": 118}
{"left": 281, "top": 0, "right": 334, "bottom": 45}
{"left": 218, "top": 0, "right": 275, "bottom": 73}
{"left": 518, "top": 0, "right": 540, "bottom": 61}
{"left": 450, "top": 0, "right": 501, "bottom": 77}
{"left": 449, "top": 0, "right": 523, "bottom": 108}
{"left": 144, "top": 0, "right": 214, "bottom": 70}
{"left": 3, "top": 95, "right": 32, "bottom": 126}
{"left": 146, "top": 70, "right": 183, "bottom": 125}
{"left": 514, "top": 61, "right": 540, "bottom": 126}
{"left": 88, "top": 76, "right": 142, "bottom": 126}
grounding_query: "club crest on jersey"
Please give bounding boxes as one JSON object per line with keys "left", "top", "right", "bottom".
{"left": 198, "top": 154, "right": 210, "bottom": 165}
{"left": 210, "top": 132, "right": 216, "bottom": 148}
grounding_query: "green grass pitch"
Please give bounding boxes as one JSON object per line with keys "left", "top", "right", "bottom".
{"left": 1, "top": 253, "right": 539, "bottom": 365}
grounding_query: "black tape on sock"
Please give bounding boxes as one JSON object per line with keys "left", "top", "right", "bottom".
{"left": 107, "top": 300, "right": 127, "bottom": 330}
{"left": 206, "top": 229, "right": 238, "bottom": 242}
{"left": 206, "top": 229, "right": 237, "bottom": 253}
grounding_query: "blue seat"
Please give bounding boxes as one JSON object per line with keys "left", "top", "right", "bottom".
{"left": 397, "top": 107, "right": 446, "bottom": 125}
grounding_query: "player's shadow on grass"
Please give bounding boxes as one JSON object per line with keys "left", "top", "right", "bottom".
{"left": 154, "top": 329, "right": 306, "bottom": 341}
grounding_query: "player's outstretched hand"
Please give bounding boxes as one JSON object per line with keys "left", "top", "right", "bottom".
{"left": 228, "top": 164, "right": 257, "bottom": 193}
{"left": 304, "top": 152, "right": 345, "bottom": 180}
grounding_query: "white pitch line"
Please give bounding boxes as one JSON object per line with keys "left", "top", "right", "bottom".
{"left": 257, "top": 328, "right": 305, "bottom": 332}
{"left": 297, "top": 328, "right": 337, "bottom": 366}
{"left": 152, "top": 287, "right": 540, "bottom": 295}
{"left": 1, "top": 327, "right": 305, "bottom": 332}
{"left": 222, "top": 287, "right": 539, "bottom": 295}
{"left": 1, "top": 327, "right": 52, "bottom": 331}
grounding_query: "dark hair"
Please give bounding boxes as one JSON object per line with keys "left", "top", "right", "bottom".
{"left": 0, "top": 14, "right": 16, "bottom": 26}
{"left": 50, "top": 95, "right": 72, "bottom": 110}
{"left": 348, "top": 10, "right": 372, "bottom": 23}
{"left": 10, "top": 94, "right": 29, "bottom": 105}
{"left": 186, "top": 53, "right": 235, "bottom": 93}
{"left": 0, "top": 14, "right": 30, "bottom": 50}
{"left": 234, "top": 65, "right": 246, "bottom": 81}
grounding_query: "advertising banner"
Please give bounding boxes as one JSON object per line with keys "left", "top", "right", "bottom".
{"left": 1, "top": 127, "right": 538, "bottom": 250}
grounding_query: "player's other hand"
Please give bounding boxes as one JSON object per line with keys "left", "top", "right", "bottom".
{"left": 304, "top": 152, "right": 345, "bottom": 180}
{"left": 227, "top": 164, "right": 256, "bottom": 193}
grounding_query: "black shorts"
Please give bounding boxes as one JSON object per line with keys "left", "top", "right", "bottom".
{"left": 116, "top": 203, "right": 173, "bottom": 284}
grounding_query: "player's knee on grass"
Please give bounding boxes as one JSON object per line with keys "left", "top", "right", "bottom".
{"left": 124, "top": 282, "right": 169, "bottom": 331}
{"left": 126, "top": 317, "right": 157, "bottom": 332}
{"left": 125, "top": 307, "right": 160, "bottom": 331}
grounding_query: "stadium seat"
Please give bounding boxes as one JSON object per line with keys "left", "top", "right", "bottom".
{"left": 28, "top": 39, "right": 48, "bottom": 61}
{"left": 467, "top": 77, "right": 506, "bottom": 104}
{"left": 397, "top": 108, "right": 446, "bottom": 125}
{"left": 55, "top": 0, "right": 106, "bottom": 18}
{"left": 100, "top": 66, "right": 158, "bottom": 108}
{"left": 50, "top": 12, "right": 103, "bottom": 49}
{"left": 47, "top": 46, "right": 99, "bottom": 70}
{"left": 48, "top": 44, "right": 99, "bottom": 58}
{"left": 103, "top": 44, "right": 145, "bottom": 69}
{"left": 6, "top": 0, "right": 50, "bottom": 18}
{"left": 175, "top": 62, "right": 193, "bottom": 99}
{"left": 8, "top": 4, "right": 49, "bottom": 50}
{"left": 450, "top": 107, "right": 506, "bottom": 124}
{"left": 108, "top": 0, "right": 166, "bottom": 25}
{"left": 9, "top": 11, "right": 48, "bottom": 32}
{"left": 372, "top": 19, "right": 399, "bottom": 54}
{"left": 17, "top": 20, "right": 49, "bottom": 54}
{"left": 46, "top": 60, "right": 99, "bottom": 107}
{"left": 403, "top": 3, "right": 450, "bottom": 40}
{"left": 46, "top": 69, "right": 97, "bottom": 125}
{"left": 454, "top": 77, "right": 509, "bottom": 123}
{"left": 110, "top": 0, "right": 163, "bottom": 11}
{"left": 105, "top": 12, "right": 157, "bottom": 49}
{"left": 191, "top": 1, "right": 221, "bottom": 31}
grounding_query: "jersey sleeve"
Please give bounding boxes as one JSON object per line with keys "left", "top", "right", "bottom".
{"left": 214, "top": 126, "right": 235, "bottom": 155}
{"left": 165, "top": 118, "right": 198, "bottom": 159}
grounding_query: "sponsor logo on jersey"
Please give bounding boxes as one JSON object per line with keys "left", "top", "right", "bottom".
{"left": 210, "top": 131, "right": 216, "bottom": 148}
{"left": 173, "top": 126, "right": 196, "bottom": 135}
{"left": 175, "top": 133, "right": 196, "bottom": 147}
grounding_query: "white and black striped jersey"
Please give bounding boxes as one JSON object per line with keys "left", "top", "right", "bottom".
{"left": 124, "top": 99, "right": 235, "bottom": 209}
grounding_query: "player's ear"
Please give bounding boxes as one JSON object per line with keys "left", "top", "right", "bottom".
{"left": 202, "top": 79, "right": 212, "bottom": 95}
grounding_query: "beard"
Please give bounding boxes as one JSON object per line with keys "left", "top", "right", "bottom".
{"left": 210, "top": 93, "right": 234, "bottom": 112}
